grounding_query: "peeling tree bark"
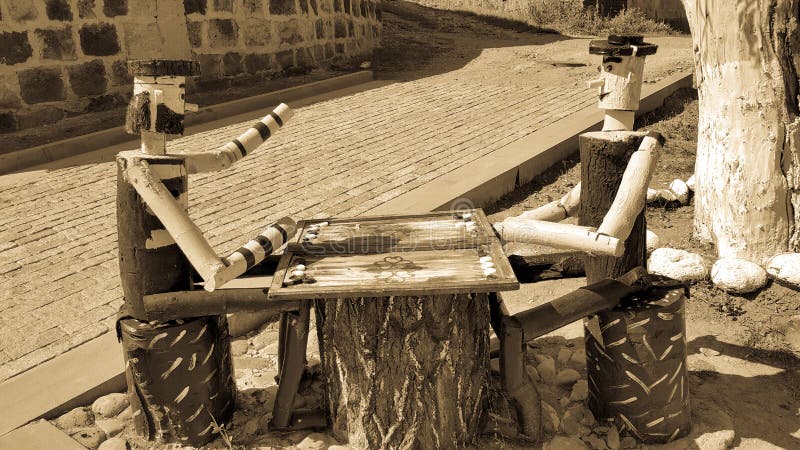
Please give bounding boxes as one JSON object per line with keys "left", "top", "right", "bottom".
{"left": 315, "top": 294, "right": 489, "bottom": 449}
{"left": 682, "top": 0, "right": 800, "bottom": 262}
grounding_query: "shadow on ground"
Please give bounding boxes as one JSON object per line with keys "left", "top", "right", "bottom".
{"left": 373, "top": 0, "right": 568, "bottom": 82}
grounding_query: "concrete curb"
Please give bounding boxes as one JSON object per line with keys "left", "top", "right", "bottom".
{"left": 0, "top": 69, "right": 693, "bottom": 438}
{"left": 0, "top": 70, "right": 374, "bottom": 175}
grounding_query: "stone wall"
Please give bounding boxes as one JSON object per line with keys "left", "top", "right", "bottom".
{"left": 0, "top": 0, "right": 381, "bottom": 134}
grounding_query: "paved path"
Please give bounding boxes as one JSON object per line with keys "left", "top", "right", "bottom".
{"left": 0, "top": 63, "right": 596, "bottom": 381}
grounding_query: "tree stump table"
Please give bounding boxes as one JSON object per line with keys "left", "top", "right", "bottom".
{"left": 267, "top": 210, "right": 519, "bottom": 449}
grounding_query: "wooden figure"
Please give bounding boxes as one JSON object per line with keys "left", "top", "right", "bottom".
{"left": 117, "top": 58, "right": 297, "bottom": 446}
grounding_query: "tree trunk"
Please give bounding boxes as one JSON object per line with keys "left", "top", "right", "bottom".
{"left": 314, "top": 294, "right": 490, "bottom": 449}
{"left": 681, "top": 0, "right": 800, "bottom": 263}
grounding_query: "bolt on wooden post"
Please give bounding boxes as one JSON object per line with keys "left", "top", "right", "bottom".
{"left": 116, "top": 59, "right": 236, "bottom": 447}
{"left": 580, "top": 36, "right": 691, "bottom": 443}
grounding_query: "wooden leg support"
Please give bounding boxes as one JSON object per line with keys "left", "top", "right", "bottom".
{"left": 270, "top": 301, "right": 312, "bottom": 430}
{"left": 276, "top": 312, "right": 289, "bottom": 382}
{"left": 489, "top": 293, "right": 542, "bottom": 441}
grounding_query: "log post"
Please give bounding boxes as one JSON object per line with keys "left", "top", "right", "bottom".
{"left": 316, "top": 294, "right": 490, "bottom": 449}
{"left": 579, "top": 131, "right": 691, "bottom": 443}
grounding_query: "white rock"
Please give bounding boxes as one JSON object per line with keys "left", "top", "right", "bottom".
{"left": 646, "top": 188, "right": 659, "bottom": 203}
{"left": 710, "top": 258, "right": 768, "bottom": 294}
{"left": 766, "top": 253, "right": 800, "bottom": 287}
{"left": 98, "top": 437, "right": 128, "bottom": 450}
{"left": 606, "top": 425, "right": 620, "bottom": 449}
{"left": 556, "top": 368, "right": 581, "bottom": 386}
{"left": 545, "top": 436, "right": 590, "bottom": 450}
{"left": 669, "top": 179, "right": 690, "bottom": 205}
{"left": 694, "top": 429, "right": 736, "bottom": 450}
{"left": 55, "top": 407, "right": 94, "bottom": 430}
{"left": 115, "top": 406, "right": 132, "bottom": 421}
{"left": 70, "top": 427, "right": 107, "bottom": 449}
{"left": 91, "top": 393, "right": 129, "bottom": 419}
{"left": 296, "top": 432, "right": 338, "bottom": 449}
{"left": 230, "top": 339, "right": 249, "bottom": 356}
{"left": 557, "top": 348, "right": 573, "bottom": 365}
{"left": 542, "top": 401, "right": 560, "bottom": 434}
{"left": 569, "top": 349, "right": 586, "bottom": 366}
{"left": 95, "top": 419, "right": 125, "bottom": 438}
{"left": 686, "top": 174, "right": 695, "bottom": 191}
{"left": 525, "top": 364, "right": 540, "bottom": 382}
{"left": 569, "top": 379, "right": 589, "bottom": 401}
{"left": 537, "top": 357, "right": 557, "bottom": 384}
{"left": 700, "top": 347, "right": 721, "bottom": 357}
{"left": 648, "top": 248, "right": 708, "bottom": 282}
{"left": 646, "top": 229, "right": 660, "bottom": 254}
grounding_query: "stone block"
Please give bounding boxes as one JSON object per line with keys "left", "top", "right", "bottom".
{"left": 0, "top": 31, "right": 33, "bottom": 65}
{"left": 0, "top": 75, "right": 21, "bottom": 109}
{"left": 79, "top": 23, "right": 120, "bottom": 56}
{"left": 188, "top": 21, "right": 203, "bottom": 48}
{"left": 183, "top": 0, "right": 207, "bottom": 14}
{"left": 45, "top": 0, "right": 73, "bottom": 21}
{"left": 208, "top": 19, "right": 238, "bottom": 47}
{"left": 35, "top": 27, "right": 77, "bottom": 61}
{"left": 5, "top": 0, "right": 39, "bottom": 21}
{"left": 334, "top": 17, "right": 347, "bottom": 38}
{"left": 68, "top": 59, "right": 108, "bottom": 97}
{"left": 269, "top": 0, "right": 296, "bottom": 15}
{"left": 77, "top": 0, "right": 96, "bottom": 18}
{"left": 103, "top": 0, "right": 127, "bottom": 16}
{"left": 296, "top": 47, "right": 313, "bottom": 68}
{"left": 222, "top": 52, "right": 242, "bottom": 75}
{"left": 311, "top": 44, "right": 324, "bottom": 62}
{"left": 16, "top": 106, "right": 65, "bottom": 129}
{"left": 108, "top": 60, "right": 132, "bottom": 86}
{"left": 279, "top": 18, "right": 303, "bottom": 45}
{"left": 197, "top": 53, "right": 221, "bottom": 78}
{"left": 18, "top": 67, "right": 66, "bottom": 104}
{"left": 243, "top": 0, "right": 262, "bottom": 15}
{"left": 275, "top": 50, "right": 294, "bottom": 70}
{"left": 243, "top": 53, "right": 271, "bottom": 74}
{"left": 122, "top": 21, "right": 160, "bottom": 60}
{"left": 0, "top": 112, "right": 17, "bottom": 133}
{"left": 213, "top": 0, "right": 232, "bottom": 12}
{"left": 243, "top": 19, "right": 271, "bottom": 46}
{"left": 127, "top": 0, "right": 156, "bottom": 16}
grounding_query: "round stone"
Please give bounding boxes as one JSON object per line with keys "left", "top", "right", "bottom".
{"left": 647, "top": 248, "right": 708, "bottom": 282}
{"left": 55, "top": 407, "right": 94, "bottom": 431}
{"left": 686, "top": 174, "right": 695, "bottom": 191}
{"left": 556, "top": 368, "right": 581, "bottom": 386}
{"left": 645, "top": 229, "right": 660, "bottom": 254}
{"left": 710, "top": 258, "right": 767, "bottom": 294}
{"left": 669, "top": 178, "right": 690, "bottom": 205}
{"left": 766, "top": 253, "right": 800, "bottom": 287}
{"left": 91, "top": 393, "right": 129, "bottom": 419}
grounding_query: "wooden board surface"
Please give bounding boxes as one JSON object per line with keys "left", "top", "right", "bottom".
{"left": 269, "top": 241, "right": 518, "bottom": 300}
{"left": 287, "top": 209, "right": 496, "bottom": 253}
{"left": 0, "top": 420, "right": 85, "bottom": 450}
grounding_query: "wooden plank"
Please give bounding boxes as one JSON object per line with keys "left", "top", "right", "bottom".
{"left": 269, "top": 242, "right": 519, "bottom": 300}
{"left": 0, "top": 332, "right": 125, "bottom": 437}
{"left": 0, "top": 420, "right": 85, "bottom": 450}
{"left": 288, "top": 209, "right": 496, "bottom": 253}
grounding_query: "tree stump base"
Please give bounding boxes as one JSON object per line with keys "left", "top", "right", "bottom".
{"left": 314, "top": 294, "right": 490, "bottom": 449}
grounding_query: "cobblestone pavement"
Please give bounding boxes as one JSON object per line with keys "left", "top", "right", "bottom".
{"left": 0, "top": 62, "right": 599, "bottom": 381}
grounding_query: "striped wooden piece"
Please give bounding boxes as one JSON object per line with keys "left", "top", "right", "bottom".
{"left": 288, "top": 209, "right": 495, "bottom": 254}
{"left": 268, "top": 242, "right": 518, "bottom": 300}
{"left": 584, "top": 281, "right": 690, "bottom": 444}
{"left": 185, "top": 103, "right": 294, "bottom": 174}
{"left": 206, "top": 217, "right": 297, "bottom": 291}
{"left": 118, "top": 315, "right": 236, "bottom": 447}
